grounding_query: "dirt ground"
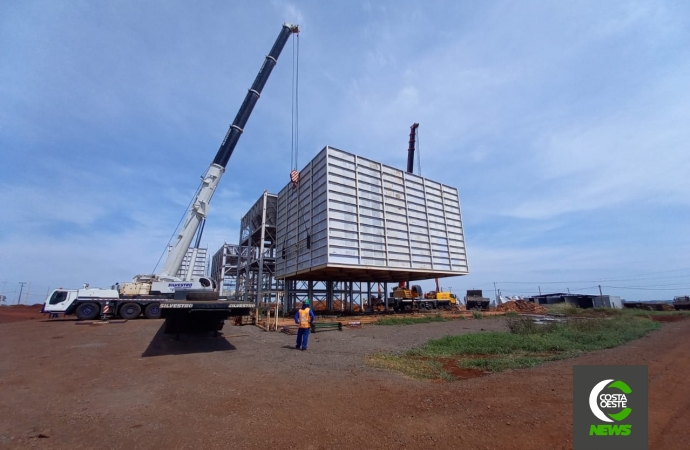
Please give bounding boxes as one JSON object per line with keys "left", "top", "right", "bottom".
{"left": 0, "top": 305, "right": 45, "bottom": 324}
{"left": 0, "top": 309, "right": 688, "bottom": 450}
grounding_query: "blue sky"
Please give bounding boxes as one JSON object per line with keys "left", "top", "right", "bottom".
{"left": 1, "top": 0, "right": 689, "bottom": 304}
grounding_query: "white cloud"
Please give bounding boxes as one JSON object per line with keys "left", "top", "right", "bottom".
{"left": 2, "top": 0, "right": 689, "bottom": 304}
{"left": 272, "top": 1, "right": 305, "bottom": 27}
{"left": 508, "top": 68, "right": 690, "bottom": 219}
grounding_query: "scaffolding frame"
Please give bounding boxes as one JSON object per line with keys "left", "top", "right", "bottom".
{"left": 283, "top": 280, "right": 391, "bottom": 314}
{"left": 175, "top": 247, "right": 208, "bottom": 280}
{"left": 236, "top": 191, "right": 283, "bottom": 305}
{"left": 211, "top": 244, "right": 244, "bottom": 297}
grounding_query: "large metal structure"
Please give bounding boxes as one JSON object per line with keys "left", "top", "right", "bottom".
{"left": 276, "top": 146, "right": 469, "bottom": 283}
{"left": 236, "top": 192, "right": 283, "bottom": 305}
{"left": 283, "top": 280, "right": 394, "bottom": 313}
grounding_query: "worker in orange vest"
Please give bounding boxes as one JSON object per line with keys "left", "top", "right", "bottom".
{"left": 294, "top": 299, "right": 315, "bottom": 351}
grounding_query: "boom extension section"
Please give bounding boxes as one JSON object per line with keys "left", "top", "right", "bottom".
{"left": 159, "top": 23, "right": 299, "bottom": 279}
{"left": 406, "top": 123, "right": 419, "bottom": 174}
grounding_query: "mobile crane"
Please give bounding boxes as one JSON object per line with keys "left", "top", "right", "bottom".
{"left": 42, "top": 24, "right": 300, "bottom": 333}
{"left": 388, "top": 124, "right": 461, "bottom": 311}
{"left": 388, "top": 124, "right": 420, "bottom": 310}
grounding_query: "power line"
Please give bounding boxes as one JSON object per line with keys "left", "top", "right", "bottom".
{"left": 620, "top": 282, "right": 690, "bottom": 288}
{"left": 495, "top": 268, "right": 690, "bottom": 285}
{"left": 602, "top": 285, "right": 690, "bottom": 291}
{"left": 17, "top": 282, "right": 26, "bottom": 305}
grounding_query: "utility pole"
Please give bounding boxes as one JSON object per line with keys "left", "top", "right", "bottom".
{"left": 598, "top": 285, "right": 604, "bottom": 306}
{"left": 538, "top": 285, "right": 541, "bottom": 295}
{"left": 17, "top": 282, "right": 26, "bottom": 305}
{"left": 493, "top": 282, "right": 497, "bottom": 303}
{"left": 567, "top": 288, "right": 570, "bottom": 294}
{"left": 25, "top": 282, "right": 31, "bottom": 304}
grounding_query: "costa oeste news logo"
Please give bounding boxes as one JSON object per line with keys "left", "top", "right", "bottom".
{"left": 573, "top": 365, "right": 647, "bottom": 450}
{"left": 588, "top": 379, "right": 632, "bottom": 436}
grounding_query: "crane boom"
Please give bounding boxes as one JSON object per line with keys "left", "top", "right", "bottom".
{"left": 214, "top": 23, "right": 300, "bottom": 168}
{"left": 396, "top": 123, "right": 420, "bottom": 291}
{"left": 158, "top": 23, "right": 299, "bottom": 279}
{"left": 406, "top": 123, "right": 419, "bottom": 174}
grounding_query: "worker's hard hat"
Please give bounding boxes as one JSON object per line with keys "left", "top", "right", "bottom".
{"left": 303, "top": 299, "right": 310, "bottom": 305}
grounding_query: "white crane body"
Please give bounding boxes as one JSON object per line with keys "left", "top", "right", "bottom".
{"left": 42, "top": 24, "right": 299, "bottom": 327}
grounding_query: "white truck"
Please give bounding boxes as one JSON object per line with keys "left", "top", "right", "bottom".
{"left": 43, "top": 287, "right": 157, "bottom": 320}
{"left": 42, "top": 277, "right": 218, "bottom": 320}
{"left": 42, "top": 24, "right": 300, "bottom": 332}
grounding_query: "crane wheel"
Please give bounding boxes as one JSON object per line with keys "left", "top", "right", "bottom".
{"left": 75, "top": 303, "right": 100, "bottom": 320}
{"left": 119, "top": 303, "right": 142, "bottom": 320}
{"left": 144, "top": 303, "right": 161, "bottom": 319}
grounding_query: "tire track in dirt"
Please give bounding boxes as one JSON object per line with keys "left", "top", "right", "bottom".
{"left": 647, "top": 321, "right": 690, "bottom": 450}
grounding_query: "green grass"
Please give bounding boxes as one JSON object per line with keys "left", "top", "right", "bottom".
{"left": 368, "top": 313, "right": 661, "bottom": 380}
{"left": 472, "top": 311, "right": 483, "bottom": 319}
{"left": 376, "top": 314, "right": 450, "bottom": 326}
{"left": 546, "top": 303, "right": 690, "bottom": 318}
{"left": 366, "top": 354, "right": 447, "bottom": 379}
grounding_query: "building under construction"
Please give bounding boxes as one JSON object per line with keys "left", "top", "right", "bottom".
{"left": 176, "top": 248, "right": 209, "bottom": 280}
{"left": 210, "top": 244, "right": 242, "bottom": 297}
{"left": 212, "top": 146, "right": 468, "bottom": 311}
{"left": 235, "top": 191, "right": 283, "bottom": 305}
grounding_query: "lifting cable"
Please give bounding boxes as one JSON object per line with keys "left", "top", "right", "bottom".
{"left": 284, "top": 33, "right": 308, "bottom": 260}
{"left": 152, "top": 179, "right": 204, "bottom": 274}
{"left": 290, "top": 32, "right": 300, "bottom": 175}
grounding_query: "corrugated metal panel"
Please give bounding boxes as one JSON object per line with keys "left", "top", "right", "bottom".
{"left": 276, "top": 146, "right": 468, "bottom": 281}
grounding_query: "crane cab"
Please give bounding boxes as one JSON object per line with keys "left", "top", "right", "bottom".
{"left": 42, "top": 289, "right": 79, "bottom": 314}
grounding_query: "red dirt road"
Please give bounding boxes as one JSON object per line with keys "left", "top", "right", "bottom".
{"left": 0, "top": 316, "right": 688, "bottom": 449}
{"left": 0, "top": 305, "right": 45, "bottom": 324}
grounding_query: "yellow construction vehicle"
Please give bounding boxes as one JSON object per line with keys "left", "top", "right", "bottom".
{"left": 389, "top": 280, "right": 459, "bottom": 311}
{"left": 424, "top": 279, "right": 459, "bottom": 310}
{"left": 389, "top": 283, "right": 424, "bottom": 312}
{"left": 392, "top": 284, "right": 422, "bottom": 300}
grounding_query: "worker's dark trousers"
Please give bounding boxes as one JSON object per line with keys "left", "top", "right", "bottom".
{"left": 296, "top": 327, "right": 310, "bottom": 350}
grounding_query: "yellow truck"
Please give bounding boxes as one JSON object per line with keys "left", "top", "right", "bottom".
{"left": 423, "top": 290, "right": 459, "bottom": 310}
{"left": 389, "top": 282, "right": 459, "bottom": 311}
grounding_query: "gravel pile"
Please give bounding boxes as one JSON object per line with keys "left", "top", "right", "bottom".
{"left": 496, "top": 300, "right": 547, "bottom": 314}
